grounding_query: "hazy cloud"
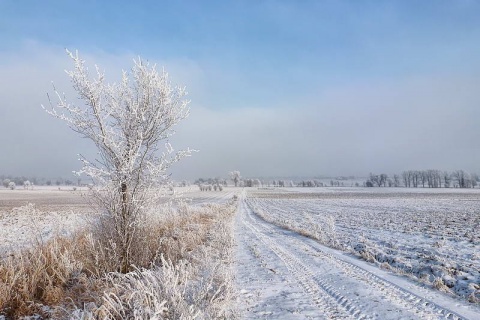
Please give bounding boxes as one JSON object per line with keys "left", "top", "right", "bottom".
{"left": 1, "top": 43, "right": 479, "bottom": 180}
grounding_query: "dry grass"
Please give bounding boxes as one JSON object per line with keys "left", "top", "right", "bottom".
{"left": 0, "top": 198, "right": 238, "bottom": 319}
{"left": 433, "top": 277, "right": 451, "bottom": 293}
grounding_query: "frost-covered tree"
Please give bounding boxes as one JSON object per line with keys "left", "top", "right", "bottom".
{"left": 23, "top": 180, "right": 31, "bottom": 189}
{"left": 443, "top": 171, "right": 451, "bottom": 188}
{"left": 393, "top": 174, "right": 400, "bottom": 187}
{"left": 8, "top": 181, "right": 16, "bottom": 190}
{"left": 369, "top": 173, "right": 382, "bottom": 187}
{"left": 470, "top": 173, "right": 478, "bottom": 188}
{"left": 452, "top": 170, "right": 468, "bottom": 188}
{"left": 2, "top": 179, "right": 10, "bottom": 188}
{"left": 230, "top": 170, "right": 241, "bottom": 187}
{"left": 44, "top": 50, "right": 192, "bottom": 273}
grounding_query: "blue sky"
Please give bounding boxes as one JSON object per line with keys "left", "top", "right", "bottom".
{"left": 1, "top": 0, "right": 480, "bottom": 179}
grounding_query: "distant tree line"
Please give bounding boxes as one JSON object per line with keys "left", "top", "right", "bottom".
{"left": 194, "top": 177, "right": 227, "bottom": 191}
{"left": 243, "top": 179, "right": 262, "bottom": 187}
{"left": 366, "top": 170, "right": 479, "bottom": 188}
{"left": 175, "top": 180, "right": 191, "bottom": 187}
{"left": 1, "top": 175, "right": 37, "bottom": 187}
{"left": 194, "top": 177, "right": 228, "bottom": 186}
{"left": 193, "top": 175, "right": 358, "bottom": 189}
{"left": 1, "top": 175, "right": 83, "bottom": 188}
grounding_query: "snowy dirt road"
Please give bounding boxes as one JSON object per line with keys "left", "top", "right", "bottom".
{"left": 235, "top": 195, "right": 480, "bottom": 319}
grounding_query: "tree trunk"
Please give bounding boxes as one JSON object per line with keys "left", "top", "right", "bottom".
{"left": 121, "top": 181, "right": 130, "bottom": 273}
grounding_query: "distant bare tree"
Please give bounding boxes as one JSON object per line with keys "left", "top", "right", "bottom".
{"left": 452, "top": 170, "right": 468, "bottom": 188}
{"left": 230, "top": 171, "right": 241, "bottom": 187}
{"left": 407, "top": 171, "right": 418, "bottom": 187}
{"left": 369, "top": 173, "right": 380, "bottom": 187}
{"left": 425, "top": 170, "right": 442, "bottom": 188}
{"left": 393, "top": 174, "right": 400, "bottom": 187}
{"left": 387, "top": 178, "right": 393, "bottom": 187}
{"left": 443, "top": 171, "right": 451, "bottom": 188}
{"left": 2, "top": 179, "right": 10, "bottom": 189}
{"left": 380, "top": 174, "right": 388, "bottom": 187}
{"left": 471, "top": 173, "right": 478, "bottom": 188}
{"left": 402, "top": 171, "right": 411, "bottom": 187}
{"left": 420, "top": 171, "right": 427, "bottom": 188}
{"left": 369, "top": 173, "right": 387, "bottom": 187}
{"left": 23, "top": 180, "right": 31, "bottom": 189}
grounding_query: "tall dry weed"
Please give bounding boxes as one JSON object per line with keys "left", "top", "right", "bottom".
{"left": 0, "top": 198, "right": 238, "bottom": 319}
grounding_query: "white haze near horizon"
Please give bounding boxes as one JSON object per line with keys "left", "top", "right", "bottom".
{"left": 1, "top": 43, "right": 479, "bottom": 181}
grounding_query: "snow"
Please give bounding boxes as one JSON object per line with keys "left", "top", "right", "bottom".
{"left": 3, "top": 186, "right": 479, "bottom": 318}
{"left": 236, "top": 190, "right": 480, "bottom": 319}
{"left": 245, "top": 187, "right": 480, "bottom": 304}
{"left": 172, "top": 186, "right": 237, "bottom": 206}
{"left": 0, "top": 189, "right": 94, "bottom": 258}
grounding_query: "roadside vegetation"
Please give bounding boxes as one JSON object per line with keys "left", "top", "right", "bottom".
{"left": 0, "top": 198, "right": 238, "bottom": 319}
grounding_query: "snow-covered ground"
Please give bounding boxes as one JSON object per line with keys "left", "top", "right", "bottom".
{"left": 244, "top": 187, "right": 480, "bottom": 307}
{"left": 172, "top": 186, "right": 237, "bottom": 206}
{"left": 3, "top": 186, "right": 479, "bottom": 318}
{"left": 0, "top": 187, "right": 235, "bottom": 258}
{"left": 0, "top": 189, "right": 94, "bottom": 258}
{"left": 236, "top": 191, "right": 480, "bottom": 319}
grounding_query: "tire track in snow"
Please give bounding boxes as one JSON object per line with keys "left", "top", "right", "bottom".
{"left": 242, "top": 197, "right": 478, "bottom": 319}
{"left": 242, "top": 199, "right": 369, "bottom": 319}
{"left": 288, "top": 235, "right": 467, "bottom": 320}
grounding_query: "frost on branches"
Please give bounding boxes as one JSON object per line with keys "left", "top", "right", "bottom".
{"left": 43, "top": 50, "right": 193, "bottom": 273}
{"left": 230, "top": 171, "right": 241, "bottom": 187}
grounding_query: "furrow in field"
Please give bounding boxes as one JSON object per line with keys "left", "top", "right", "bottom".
{"left": 243, "top": 197, "right": 479, "bottom": 319}
{"left": 246, "top": 195, "right": 480, "bottom": 305}
{"left": 285, "top": 234, "right": 467, "bottom": 320}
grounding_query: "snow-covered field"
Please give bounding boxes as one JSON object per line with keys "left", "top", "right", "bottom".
{"left": 245, "top": 187, "right": 480, "bottom": 307}
{"left": 235, "top": 193, "right": 480, "bottom": 319}
{"left": 173, "top": 186, "right": 237, "bottom": 206}
{"left": 0, "top": 187, "right": 235, "bottom": 258}
{"left": 0, "top": 188, "right": 95, "bottom": 258}
{"left": 3, "top": 186, "right": 480, "bottom": 318}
